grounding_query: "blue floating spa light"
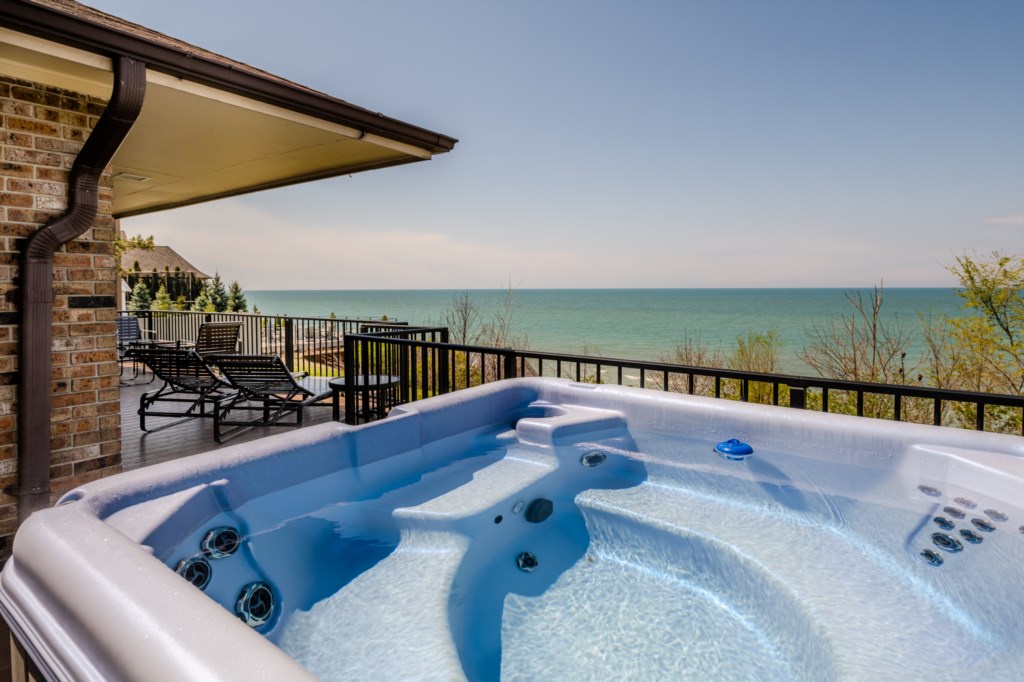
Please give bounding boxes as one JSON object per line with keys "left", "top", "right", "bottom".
{"left": 715, "top": 438, "right": 753, "bottom": 461}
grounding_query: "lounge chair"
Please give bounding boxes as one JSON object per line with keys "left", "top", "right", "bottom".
{"left": 206, "top": 354, "right": 336, "bottom": 443}
{"left": 134, "top": 347, "right": 237, "bottom": 433}
{"left": 192, "top": 321, "right": 242, "bottom": 356}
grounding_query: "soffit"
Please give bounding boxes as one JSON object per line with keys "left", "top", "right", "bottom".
{"left": 0, "top": 28, "right": 441, "bottom": 218}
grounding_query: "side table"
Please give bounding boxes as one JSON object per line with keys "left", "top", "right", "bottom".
{"left": 330, "top": 374, "right": 400, "bottom": 422}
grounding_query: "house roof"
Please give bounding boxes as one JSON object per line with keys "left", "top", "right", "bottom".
{"left": 0, "top": 0, "right": 457, "bottom": 217}
{"left": 121, "top": 245, "right": 210, "bottom": 280}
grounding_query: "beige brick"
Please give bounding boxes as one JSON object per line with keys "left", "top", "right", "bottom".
{"left": 0, "top": 162, "right": 33, "bottom": 179}
{"left": 35, "top": 195, "right": 67, "bottom": 211}
{"left": 57, "top": 110, "right": 88, "bottom": 127}
{"left": 49, "top": 463, "right": 72, "bottom": 480}
{"left": 0, "top": 101, "right": 32, "bottom": 117}
{"left": 5, "top": 178, "right": 65, "bottom": 195}
{"left": 0, "top": 192, "right": 33, "bottom": 208}
{"left": 73, "top": 430, "right": 102, "bottom": 447}
{"left": 5, "top": 147, "right": 62, "bottom": 167}
{"left": 70, "top": 377, "right": 104, "bottom": 391}
{"left": 34, "top": 167, "right": 69, "bottom": 183}
{"left": 4, "top": 116, "right": 59, "bottom": 136}
{"left": 51, "top": 391, "right": 95, "bottom": 409}
{"left": 54, "top": 253, "right": 93, "bottom": 268}
{"left": 7, "top": 208, "right": 61, "bottom": 224}
{"left": 34, "top": 137, "right": 83, "bottom": 154}
{"left": 97, "top": 387, "right": 119, "bottom": 402}
{"left": 10, "top": 86, "right": 60, "bottom": 107}
{"left": 3, "top": 131, "right": 32, "bottom": 147}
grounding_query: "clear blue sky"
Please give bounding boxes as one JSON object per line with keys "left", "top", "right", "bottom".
{"left": 92, "top": 0, "right": 1023, "bottom": 290}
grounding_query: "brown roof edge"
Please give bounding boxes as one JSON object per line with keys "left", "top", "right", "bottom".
{"left": 1, "top": 1, "right": 458, "bottom": 155}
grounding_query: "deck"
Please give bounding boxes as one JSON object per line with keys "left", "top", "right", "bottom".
{"left": 119, "top": 367, "right": 339, "bottom": 472}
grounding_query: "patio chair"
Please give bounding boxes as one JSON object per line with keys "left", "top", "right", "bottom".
{"left": 134, "top": 347, "right": 238, "bottom": 433}
{"left": 206, "top": 354, "right": 336, "bottom": 443}
{"left": 117, "top": 314, "right": 160, "bottom": 381}
{"left": 193, "top": 321, "right": 242, "bottom": 356}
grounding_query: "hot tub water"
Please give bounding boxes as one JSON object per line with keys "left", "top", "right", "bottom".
{"left": 165, "top": 405, "right": 1024, "bottom": 680}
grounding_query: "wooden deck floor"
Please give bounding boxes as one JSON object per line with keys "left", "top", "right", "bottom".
{"left": 119, "top": 368, "right": 338, "bottom": 472}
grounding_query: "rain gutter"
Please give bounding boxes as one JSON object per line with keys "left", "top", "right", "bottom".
{"left": 14, "top": 56, "right": 146, "bottom": 523}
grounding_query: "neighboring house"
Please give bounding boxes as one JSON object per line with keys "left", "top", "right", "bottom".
{"left": 0, "top": 0, "right": 457, "bottom": 558}
{"left": 120, "top": 243, "right": 211, "bottom": 307}
{"left": 120, "top": 244, "right": 210, "bottom": 281}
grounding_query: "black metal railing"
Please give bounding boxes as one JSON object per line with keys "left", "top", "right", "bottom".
{"left": 119, "top": 310, "right": 408, "bottom": 377}
{"left": 344, "top": 331, "right": 1024, "bottom": 434}
{"left": 119, "top": 312, "right": 1024, "bottom": 434}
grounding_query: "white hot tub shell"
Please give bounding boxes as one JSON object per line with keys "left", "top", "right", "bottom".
{"left": 2, "top": 378, "right": 1024, "bottom": 681}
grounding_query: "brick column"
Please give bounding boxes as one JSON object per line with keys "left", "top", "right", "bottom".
{"left": 0, "top": 77, "right": 121, "bottom": 561}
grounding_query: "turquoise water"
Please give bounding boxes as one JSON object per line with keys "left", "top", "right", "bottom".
{"left": 247, "top": 288, "right": 963, "bottom": 374}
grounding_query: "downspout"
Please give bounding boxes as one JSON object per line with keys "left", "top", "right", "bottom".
{"left": 15, "top": 56, "right": 145, "bottom": 523}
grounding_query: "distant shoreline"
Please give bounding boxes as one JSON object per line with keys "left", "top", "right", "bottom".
{"left": 246, "top": 288, "right": 964, "bottom": 375}
{"left": 249, "top": 286, "right": 959, "bottom": 293}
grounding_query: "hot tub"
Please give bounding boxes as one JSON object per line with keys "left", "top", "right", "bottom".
{"left": 3, "top": 378, "right": 1024, "bottom": 680}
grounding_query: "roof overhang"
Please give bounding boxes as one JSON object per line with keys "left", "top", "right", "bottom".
{"left": 0, "top": 2, "right": 457, "bottom": 217}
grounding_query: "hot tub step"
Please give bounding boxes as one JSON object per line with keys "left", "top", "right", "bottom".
{"left": 515, "top": 404, "right": 627, "bottom": 446}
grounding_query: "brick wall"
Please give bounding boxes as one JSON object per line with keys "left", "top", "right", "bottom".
{"left": 0, "top": 76, "right": 121, "bottom": 561}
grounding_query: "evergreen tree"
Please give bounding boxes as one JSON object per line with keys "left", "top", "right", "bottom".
{"left": 128, "top": 281, "right": 152, "bottom": 310}
{"left": 174, "top": 294, "right": 188, "bottom": 311}
{"left": 191, "top": 284, "right": 214, "bottom": 313}
{"left": 226, "top": 280, "right": 248, "bottom": 312}
{"left": 153, "top": 284, "right": 172, "bottom": 311}
{"left": 207, "top": 273, "right": 229, "bottom": 312}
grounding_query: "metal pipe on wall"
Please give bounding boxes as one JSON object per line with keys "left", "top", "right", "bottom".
{"left": 14, "top": 56, "right": 146, "bottom": 523}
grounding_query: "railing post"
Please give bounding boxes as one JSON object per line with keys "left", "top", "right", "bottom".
{"left": 343, "top": 334, "right": 357, "bottom": 425}
{"left": 789, "top": 385, "right": 806, "bottom": 409}
{"left": 284, "top": 318, "right": 294, "bottom": 370}
{"left": 503, "top": 351, "right": 516, "bottom": 380}
{"left": 400, "top": 343, "right": 410, "bottom": 403}
{"left": 439, "top": 346, "right": 450, "bottom": 394}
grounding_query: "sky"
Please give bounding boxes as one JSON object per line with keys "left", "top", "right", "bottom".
{"left": 88, "top": 0, "right": 1023, "bottom": 290}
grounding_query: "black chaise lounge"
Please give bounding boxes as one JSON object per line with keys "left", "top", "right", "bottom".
{"left": 133, "top": 347, "right": 237, "bottom": 433}
{"left": 206, "top": 354, "right": 336, "bottom": 443}
{"left": 191, "top": 321, "right": 243, "bottom": 357}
